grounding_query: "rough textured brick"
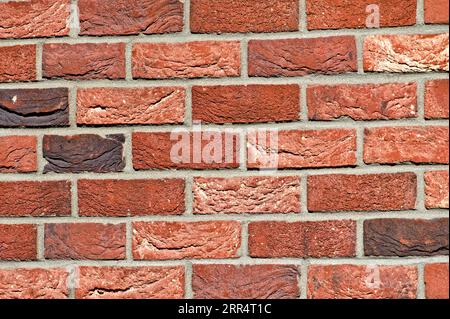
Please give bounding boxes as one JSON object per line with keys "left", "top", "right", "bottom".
{"left": 364, "top": 219, "right": 449, "bottom": 257}
{"left": 193, "top": 176, "right": 301, "bottom": 214}
{"left": 308, "top": 173, "right": 417, "bottom": 212}
{"left": 0, "top": 0, "right": 70, "bottom": 39}
{"left": 0, "top": 136, "right": 37, "bottom": 173}
{"left": 79, "top": 0, "right": 183, "bottom": 36}
{"left": 306, "top": 0, "right": 416, "bottom": 30}
{"left": 425, "top": 263, "right": 449, "bottom": 299}
{"left": 0, "top": 181, "right": 71, "bottom": 217}
{"left": 43, "top": 134, "right": 125, "bottom": 173}
{"left": 364, "top": 126, "right": 449, "bottom": 164}
{"left": 78, "top": 179, "right": 185, "bottom": 216}
{"left": 193, "top": 265, "right": 300, "bottom": 299}
{"left": 307, "top": 83, "right": 417, "bottom": 121}
{"left": 248, "top": 221, "right": 356, "bottom": 258}
{"left": 43, "top": 43, "right": 126, "bottom": 80}
{"left": 364, "top": 34, "right": 449, "bottom": 73}
{"left": 133, "top": 221, "right": 241, "bottom": 260}
{"left": 0, "top": 45, "right": 36, "bottom": 82}
{"left": 0, "top": 224, "right": 37, "bottom": 261}
{"left": 132, "top": 42, "right": 240, "bottom": 79}
{"left": 424, "top": 0, "right": 449, "bottom": 24}
{"left": 45, "top": 223, "right": 126, "bottom": 260}
{"left": 247, "top": 129, "right": 357, "bottom": 169}
{"left": 76, "top": 266, "right": 185, "bottom": 299}
{"left": 132, "top": 132, "right": 239, "bottom": 170}
{"left": 192, "top": 85, "right": 300, "bottom": 124}
{"left": 0, "top": 269, "right": 68, "bottom": 299}
{"left": 77, "top": 87, "right": 185, "bottom": 125}
{"left": 190, "top": 0, "right": 299, "bottom": 33}
{"left": 248, "top": 37, "right": 357, "bottom": 77}
{"left": 425, "top": 79, "right": 449, "bottom": 119}
{"left": 308, "top": 265, "right": 418, "bottom": 299}
{"left": 0, "top": 88, "right": 69, "bottom": 127}
{"left": 425, "top": 171, "right": 449, "bottom": 209}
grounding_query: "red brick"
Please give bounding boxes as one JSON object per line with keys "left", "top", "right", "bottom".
{"left": 0, "top": 224, "right": 37, "bottom": 261}
{"left": 0, "top": 136, "right": 37, "bottom": 173}
{"left": 308, "top": 173, "right": 417, "bottom": 212}
{"left": 248, "top": 37, "right": 357, "bottom": 77}
{"left": 307, "top": 83, "right": 417, "bottom": 121}
{"left": 308, "top": 265, "right": 418, "bottom": 299}
{"left": 247, "top": 129, "right": 357, "bottom": 169}
{"left": 190, "top": 0, "right": 299, "bottom": 33}
{"left": 0, "top": 181, "right": 71, "bottom": 217}
{"left": 132, "top": 41, "right": 240, "bottom": 79}
{"left": 364, "top": 218, "right": 449, "bottom": 257}
{"left": 424, "top": 0, "right": 449, "bottom": 24}
{"left": 306, "top": 0, "right": 416, "bottom": 30}
{"left": 0, "top": 45, "right": 36, "bottom": 82}
{"left": 425, "top": 263, "right": 449, "bottom": 299}
{"left": 192, "top": 85, "right": 300, "bottom": 124}
{"left": 193, "top": 265, "right": 300, "bottom": 299}
{"left": 425, "top": 171, "right": 449, "bottom": 209}
{"left": 364, "top": 34, "right": 449, "bottom": 73}
{"left": 79, "top": 0, "right": 183, "bottom": 36}
{"left": 425, "top": 79, "right": 449, "bottom": 119}
{"left": 43, "top": 43, "right": 126, "bottom": 80}
{"left": 78, "top": 179, "right": 185, "bottom": 216}
{"left": 76, "top": 266, "right": 185, "bottom": 299}
{"left": 0, "top": 268, "right": 68, "bottom": 299}
{"left": 364, "top": 126, "right": 449, "bottom": 164}
{"left": 0, "top": 0, "right": 70, "bottom": 39}
{"left": 77, "top": 87, "right": 185, "bottom": 125}
{"left": 193, "top": 176, "right": 301, "bottom": 214}
{"left": 45, "top": 223, "right": 126, "bottom": 260}
{"left": 132, "top": 132, "right": 240, "bottom": 170}
{"left": 248, "top": 220, "right": 356, "bottom": 258}
{"left": 133, "top": 221, "right": 241, "bottom": 260}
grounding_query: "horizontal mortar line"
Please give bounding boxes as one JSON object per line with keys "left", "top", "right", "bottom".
{"left": 0, "top": 211, "right": 448, "bottom": 224}
{"left": 0, "top": 165, "right": 448, "bottom": 180}
{"left": 0, "top": 120, "right": 449, "bottom": 135}
{"left": 0, "top": 256, "right": 448, "bottom": 269}
{"left": 0, "top": 73, "right": 449, "bottom": 89}
{"left": 0, "top": 24, "right": 448, "bottom": 45}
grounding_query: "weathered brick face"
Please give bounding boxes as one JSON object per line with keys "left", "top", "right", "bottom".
{"left": 0, "top": 0, "right": 448, "bottom": 301}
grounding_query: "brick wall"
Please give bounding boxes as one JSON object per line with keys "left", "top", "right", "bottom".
{"left": 0, "top": 0, "right": 448, "bottom": 299}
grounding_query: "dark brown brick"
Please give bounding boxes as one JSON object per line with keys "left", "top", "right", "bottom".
{"left": 0, "top": 88, "right": 69, "bottom": 127}
{"left": 43, "top": 134, "right": 125, "bottom": 173}
{"left": 364, "top": 219, "right": 449, "bottom": 257}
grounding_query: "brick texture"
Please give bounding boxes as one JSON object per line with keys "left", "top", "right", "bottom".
{"left": 0, "top": 45, "right": 36, "bottom": 82}
{"left": 78, "top": 0, "right": 183, "bottom": 36}
{"left": 0, "top": 181, "right": 71, "bottom": 217}
{"left": 248, "top": 221, "right": 356, "bottom": 258}
{"left": 193, "top": 264, "right": 300, "bottom": 299}
{"left": 425, "top": 263, "right": 449, "bottom": 299}
{"left": 76, "top": 266, "right": 185, "bottom": 299}
{"left": 307, "top": 173, "right": 417, "bottom": 212}
{"left": 133, "top": 221, "right": 241, "bottom": 260}
{"left": 249, "top": 37, "right": 357, "bottom": 77}
{"left": 306, "top": 0, "right": 417, "bottom": 30}
{"left": 0, "top": 224, "right": 37, "bottom": 261}
{"left": 0, "top": 135, "right": 37, "bottom": 173}
{"left": 132, "top": 41, "right": 241, "bottom": 79}
{"left": 0, "top": 1, "right": 448, "bottom": 301}
{"left": 192, "top": 84, "right": 300, "bottom": 124}
{"left": 190, "top": 0, "right": 299, "bottom": 34}
{"left": 307, "top": 83, "right": 417, "bottom": 121}
{"left": 308, "top": 265, "right": 418, "bottom": 299}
